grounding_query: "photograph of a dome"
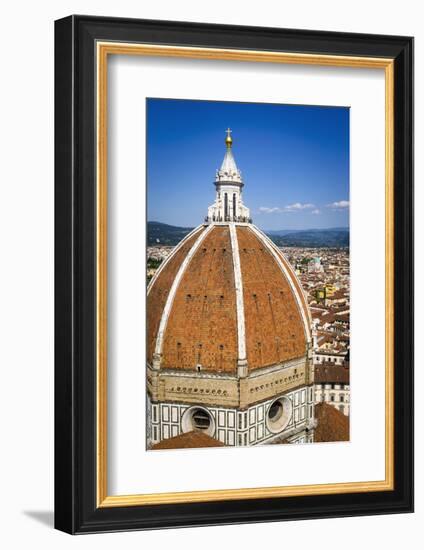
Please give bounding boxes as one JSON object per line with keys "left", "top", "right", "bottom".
{"left": 146, "top": 99, "right": 350, "bottom": 450}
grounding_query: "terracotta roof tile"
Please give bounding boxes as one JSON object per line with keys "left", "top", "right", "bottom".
{"left": 151, "top": 430, "right": 224, "bottom": 450}
{"left": 162, "top": 225, "right": 238, "bottom": 372}
{"left": 148, "top": 224, "right": 310, "bottom": 373}
{"left": 314, "top": 364, "right": 350, "bottom": 384}
{"left": 237, "top": 227, "right": 306, "bottom": 370}
{"left": 314, "top": 402, "right": 349, "bottom": 442}
{"left": 147, "top": 228, "right": 204, "bottom": 364}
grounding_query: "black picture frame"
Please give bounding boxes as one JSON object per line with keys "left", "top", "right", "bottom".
{"left": 55, "top": 15, "right": 414, "bottom": 534}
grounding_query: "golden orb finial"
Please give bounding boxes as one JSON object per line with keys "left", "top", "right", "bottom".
{"left": 225, "top": 127, "right": 233, "bottom": 148}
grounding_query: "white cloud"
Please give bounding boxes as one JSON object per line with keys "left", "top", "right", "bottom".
{"left": 327, "top": 200, "right": 349, "bottom": 209}
{"left": 259, "top": 203, "right": 315, "bottom": 214}
{"left": 259, "top": 206, "right": 282, "bottom": 213}
{"left": 285, "top": 202, "right": 315, "bottom": 211}
{"left": 311, "top": 209, "right": 321, "bottom": 215}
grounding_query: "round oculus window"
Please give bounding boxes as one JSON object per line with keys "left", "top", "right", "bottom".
{"left": 266, "top": 396, "right": 292, "bottom": 434}
{"left": 181, "top": 406, "right": 215, "bottom": 437}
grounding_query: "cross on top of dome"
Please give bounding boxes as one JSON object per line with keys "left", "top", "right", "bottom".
{"left": 218, "top": 128, "right": 241, "bottom": 182}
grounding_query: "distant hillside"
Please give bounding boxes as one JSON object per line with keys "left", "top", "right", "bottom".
{"left": 268, "top": 228, "right": 349, "bottom": 248}
{"left": 148, "top": 221, "right": 349, "bottom": 248}
{"left": 267, "top": 227, "right": 348, "bottom": 237}
{"left": 148, "top": 221, "right": 194, "bottom": 246}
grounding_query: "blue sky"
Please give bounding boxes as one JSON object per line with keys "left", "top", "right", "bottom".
{"left": 147, "top": 98, "right": 349, "bottom": 231}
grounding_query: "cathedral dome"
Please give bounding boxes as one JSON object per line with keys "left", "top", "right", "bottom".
{"left": 147, "top": 129, "right": 311, "bottom": 376}
{"left": 148, "top": 220, "right": 311, "bottom": 375}
{"left": 146, "top": 130, "right": 314, "bottom": 448}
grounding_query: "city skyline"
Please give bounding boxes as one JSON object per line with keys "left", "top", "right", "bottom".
{"left": 147, "top": 98, "right": 349, "bottom": 231}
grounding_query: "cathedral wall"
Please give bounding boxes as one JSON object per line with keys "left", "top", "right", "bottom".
{"left": 147, "top": 355, "right": 310, "bottom": 409}
{"left": 240, "top": 356, "right": 309, "bottom": 408}
{"left": 155, "top": 372, "right": 240, "bottom": 408}
{"left": 147, "top": 384, "right": 315, "bottom": 448}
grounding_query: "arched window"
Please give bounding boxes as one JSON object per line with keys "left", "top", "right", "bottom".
{"left": 224, "top": 193, "right": 228, "bottom": 220}
{"left": 233, "top": 193, "right": 236, "bottom": 219}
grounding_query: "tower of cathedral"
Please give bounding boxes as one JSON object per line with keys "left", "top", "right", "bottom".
{"left": 147, "top": 130, "right": 315, "bottom": 449}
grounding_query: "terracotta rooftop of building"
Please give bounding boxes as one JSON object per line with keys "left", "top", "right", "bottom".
{"left": 320, "top": 313, "right": 336, "bottom": 324}
{"left": 151, "top": 430, "right": 225, "bottom": 450}
{"left": 328, "top": 290, "right": 348, "bottom": 299}
{"left": 314, "top": 402, "right": 349, "bottom": 442}
{"left": 314, "top": 364, "right": 350, "bottom": 384}
{"left": 334, "top": 313, "right": 349, "bottom": 323}
{"left": 316, "top": 334, "right": 335, "bottom": 344}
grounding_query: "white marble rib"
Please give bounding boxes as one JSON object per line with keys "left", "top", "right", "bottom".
{"left": 229, "top": 223, "right": 247, "bottom": 366}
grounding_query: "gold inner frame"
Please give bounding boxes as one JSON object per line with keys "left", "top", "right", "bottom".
{"left": 96, "top": 42, "right": 395, "bottom": 508}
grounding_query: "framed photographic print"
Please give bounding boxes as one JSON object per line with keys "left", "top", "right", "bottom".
{"left": 54, "top": 15, "right": 414, "bottom": 534}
